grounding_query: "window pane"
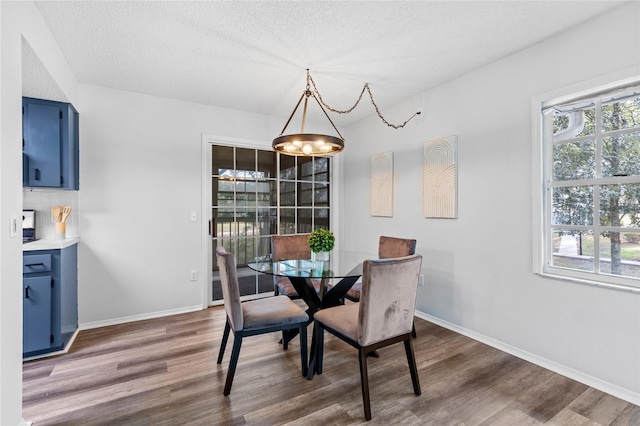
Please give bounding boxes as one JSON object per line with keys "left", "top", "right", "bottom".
{"left": 553, "top": 108, "right": 595, "bottom": 139}
{"left": 602, "top": 96, "right": 640, "bottom": 132}
{"left": 257, "top": 150, "right": 277, "bottom": 178}
{"left": 299, "top": 182, "right": 313, "bottom": 206}
{"left": 600, "top": 184, "right": 640, "bottom": 227}
{"left": 298, "top": 156, "right": 314, "bottom": 181}
{"left": 551, "top": 229, "right": 593, "bottom": 272}
{"left": 602, "top": 132, "right": 640, "bottom": 177}
{"left": 598, "top": 232, "right": 640, "bottom": 279}
{"left": 256, "top": 208, "right": 277, "bottom": 235}
{"left": 212, "top": 145, "right": 234, "bottom": 176}
{"left": 236, "top": 148, "right": 255, "bottom": 177}
{"left": 212, "top": 207, "right": 234, "bottom": 238}
{"left": 314, "top": 157, "right": 329, "bottom": 182}
{"left": 315, "top": 183, "right": 330, "bottom": 207}
{"left": 297, "top": 208, "right": 312, "bottom": 233}
{"left": 280, "top": 181, "right": 295, "bottom": 206}
{"left": 552, "top": 140, "right": 595, "bottom": 181}
{"left": 314, "top": 208, "right": 330, "bottom": 229}
{"left": 280, "top": 208, "right": 296, "bottom": 234}
{"left": 217, "top": 178, "right": 235, "bottom": 193}
{"left": 235, "top": 237, "right": 256, "bottom": 268}
{"left": 279, "top": 154, "right": 295, "bottom": 179}
{"left": 268, "top": 180, "right": 278, "bottom": 206}
{"left": 552, "top": 186, "right": 593, "bottom": 226}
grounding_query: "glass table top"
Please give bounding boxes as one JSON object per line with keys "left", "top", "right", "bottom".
{"left": 248, "top": 250, "right": 377, "bottom": 279}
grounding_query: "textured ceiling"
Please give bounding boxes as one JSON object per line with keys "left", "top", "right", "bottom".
{"left": 29, "top": 1, "right": 628, "bottom": 126}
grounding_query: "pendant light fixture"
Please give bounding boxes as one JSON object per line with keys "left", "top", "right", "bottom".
{"left": 272, "top": 70, "right": 421, "bottom": 156}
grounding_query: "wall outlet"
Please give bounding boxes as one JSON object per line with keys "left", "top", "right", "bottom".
{"left": 190, "top": 270, "right": 198, "bottom": 281}
{"left": 419, "top": 274, "right": 425, "bottom": 286}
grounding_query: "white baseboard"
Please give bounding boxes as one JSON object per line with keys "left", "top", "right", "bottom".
{"left": 79, "top": 305, "right": 204, "bottom": 330}
{"left": 414, "top": 310, "right": 640, "bottom": 406}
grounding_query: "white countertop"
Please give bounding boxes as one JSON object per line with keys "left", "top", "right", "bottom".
{"left": 23, "top": 237, "right": 80, "bottom": 251}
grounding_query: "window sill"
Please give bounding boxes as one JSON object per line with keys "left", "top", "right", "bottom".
{"left": 537, "top": 271, "right": 640, "bottom": 294}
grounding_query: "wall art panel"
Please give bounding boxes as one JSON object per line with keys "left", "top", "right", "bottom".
{"left": 370, "top": 151, "right": 393, "bottom": 217}
{"left": 423, "top": 136, "right": 457, "bottom": 219}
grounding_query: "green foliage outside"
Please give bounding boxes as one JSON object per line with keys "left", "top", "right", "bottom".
{"left": 552, "top": 95, "right": 640, "bottom": 277}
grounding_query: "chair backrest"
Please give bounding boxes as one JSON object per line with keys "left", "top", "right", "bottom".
{"left": 271, "top": 234, "right": 311, "bottom": 261}
{"left": 216, "top": 246, "right": 244, "bottom": 332}
{"left": 357, "top": 254, "right": 422, "bottom": 346}
{"left": 378, "top": 236, "right": 417, "bottom": 259}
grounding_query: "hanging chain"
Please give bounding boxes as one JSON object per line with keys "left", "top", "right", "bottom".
{"left": 306, "top": 70, "right": 421, "bottom": 129}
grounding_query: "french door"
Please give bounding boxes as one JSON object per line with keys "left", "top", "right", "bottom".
{"left": 207, "top": 142, "right": 331, "bottom": 304}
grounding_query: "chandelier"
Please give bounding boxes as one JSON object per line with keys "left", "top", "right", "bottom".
{"left": 272, "top": 70, "right": 421, "bottom": 156}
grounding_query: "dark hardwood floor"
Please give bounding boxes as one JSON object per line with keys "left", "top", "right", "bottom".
{"left": 23, "top": 306, "right": 639, "bottom": 425}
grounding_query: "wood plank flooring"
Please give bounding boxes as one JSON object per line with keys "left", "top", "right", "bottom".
{"left": 23, "top": 306, "right": 639, "bottom": 425}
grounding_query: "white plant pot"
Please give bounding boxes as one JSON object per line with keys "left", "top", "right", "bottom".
{"left": 314, "top": 251, "right": 330, "bottom": 261}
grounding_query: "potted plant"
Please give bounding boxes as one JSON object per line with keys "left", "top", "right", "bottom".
{"left": 307, "top": 229, "right": 335, "bottom": 261}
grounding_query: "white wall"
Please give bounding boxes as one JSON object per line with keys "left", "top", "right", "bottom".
{"left": 0, "top": 2, "right": 79, "bottom": 423}
{"left": 341, "top": 3, "right": 640, "bottom": 403}
{"left": 76, "top": 85, "right": 288, "bottom": 326}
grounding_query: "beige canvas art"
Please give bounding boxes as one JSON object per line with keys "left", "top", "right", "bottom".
{"left": 370, "top": 151, "right": 393, "bottom": 217}
{"left": 423, "top": 136, "right": 457, "bottom": 218}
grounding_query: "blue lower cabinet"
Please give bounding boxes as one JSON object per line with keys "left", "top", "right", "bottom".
{"left": 23, "top": 276, "right": 53, "bottom": 354}
{"left": 23, "top": 245, "right": 78, "bottom": 358}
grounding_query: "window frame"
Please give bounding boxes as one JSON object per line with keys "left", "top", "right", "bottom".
{"left": 532, "top": 69, "right": 640, "bottom": 293}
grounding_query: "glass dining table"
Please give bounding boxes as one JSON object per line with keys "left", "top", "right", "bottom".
{"left": 248, "top": 249, "right": 376, "bottom": 378}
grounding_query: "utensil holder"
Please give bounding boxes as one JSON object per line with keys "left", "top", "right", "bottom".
{"left": 55, "top": 222, "right": 66, "bottom": 240}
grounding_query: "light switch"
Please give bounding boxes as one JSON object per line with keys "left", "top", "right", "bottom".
{"left": 190, "top": 211, "right": 197, "bottom": 222}
{"left": 10, "top": 215, "right": 19, "bottom": 237}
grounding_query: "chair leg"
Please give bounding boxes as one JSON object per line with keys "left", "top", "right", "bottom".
{"left": 282, "top": 330, "right": 288, "bottom": 350}
{"left": 315, "top": 324, "right": 324, "bottom": 375}
{"left": 404, "top": 338, "right": 421, "bottom": 395}
{"left": 223, "top": 332, "right": 243, "bottom": 396}
{"left": 359, "top": 348, "right": 372, "bottom": 421}
{"left": 217, "top": 318, "right": 231, "bottom": 364}
{"left": 411, "top": 321, "right": 417, "bottom": 338}
{"left": 299, "top": 323, "right": 308, "bottom": 377}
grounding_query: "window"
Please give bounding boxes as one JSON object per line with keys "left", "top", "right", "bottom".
{"left": 210, "top": 145, "right": 331, "bottom": 301}
{"left": 538, "top": 82, "right": 640, "bottom": 290}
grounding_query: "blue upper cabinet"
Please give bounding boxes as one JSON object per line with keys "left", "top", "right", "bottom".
{"left": 22, "top": 97, "right": 79, "bottom": 190}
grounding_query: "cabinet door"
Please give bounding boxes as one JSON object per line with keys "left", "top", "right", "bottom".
{"left": 23, "top": 102, "right": 62, "bottom": 188}
{"left": 23, "top": 276, "right": 52, "bottom": 354}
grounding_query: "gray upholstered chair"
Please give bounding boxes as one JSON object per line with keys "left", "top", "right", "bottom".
{"left": 343, "top": 235, "right": 417, "bottom": 302}
{"left": 313, "top": 254, "right": 423, "bottom": 420}
{"left": 271, "top": 234, "right": 321, "bottom": 298}
{"left": 215, "top": 246, "right": 309, "bottom": 396}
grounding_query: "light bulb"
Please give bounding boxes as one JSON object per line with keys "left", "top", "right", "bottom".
{"left": 302, "top": 144, "right": 313, "bottom": 155}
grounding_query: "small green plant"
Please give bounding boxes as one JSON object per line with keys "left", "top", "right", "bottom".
{"left": 307, "top": 229, "right": 335, "bottom": 253}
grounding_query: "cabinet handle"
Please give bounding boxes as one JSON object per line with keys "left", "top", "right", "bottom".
{"left": 25, "top": 263, "right": 45, "bottom": 268}
{"left": 25, "top": 285, "right": 31, "bottom": 299}
{"left": 35, "top": 168, "right": 41, "bottom": 181}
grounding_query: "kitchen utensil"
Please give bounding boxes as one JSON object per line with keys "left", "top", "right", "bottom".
{"left": 61, "top": 205, "right": 72, "bottom": 223}
{"left": 51, "top": 205, "right": 62, "bottom": 222}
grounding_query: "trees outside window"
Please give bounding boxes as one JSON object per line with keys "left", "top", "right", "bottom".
{"left": 543, "top": 84, "right": 640, "bottom": 288}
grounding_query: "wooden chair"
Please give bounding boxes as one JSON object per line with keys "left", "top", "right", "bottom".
{"left": 313, "top": 254, "right": 423, "bottom": 420}
{"left": 215, "top": 246, "right": 309, "bottom": 395}
{"left": 271, "top": 234, "right": 320, "bottom": 298}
